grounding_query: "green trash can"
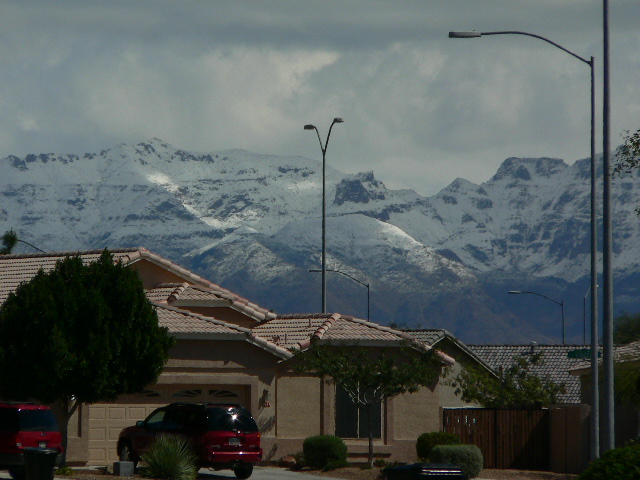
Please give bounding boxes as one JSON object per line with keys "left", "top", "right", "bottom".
{"left": 383, "top": 463, "right": 469, "bottom": 480}
{"left": 23, "top": 448, "right": 58, "bottom": 480}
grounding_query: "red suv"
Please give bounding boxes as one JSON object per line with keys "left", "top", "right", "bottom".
{"left": 118, "top": 403, "right": 262, "bottom": 479}
{"left": 0, "top": 402, "right": 63, "bottom": 479}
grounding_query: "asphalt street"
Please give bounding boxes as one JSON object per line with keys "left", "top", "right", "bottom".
{"left": 0, "top": 466, "right": 342, "bottom": 480}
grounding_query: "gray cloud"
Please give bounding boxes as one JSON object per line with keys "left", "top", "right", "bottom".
{"left": 0, "top": 0, "right": 638, "bottom": 195}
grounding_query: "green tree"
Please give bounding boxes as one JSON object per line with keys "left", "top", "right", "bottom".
{"left": 613, "top": 128, "right": 640, "bottom": 214}
{"left": 0, "top": 250, "right": 175, "bottom": 460}
{"left": 292, "top": 342, "right": 441, "bottom": 466}
{"left": 447, "top": 352, "right": 565, "bottom": 408}
{"left": 0, "top": 229, "right": 17, "bottom": 254}
{"left": 614, "top": 312, "right": 640, "bottom": 344}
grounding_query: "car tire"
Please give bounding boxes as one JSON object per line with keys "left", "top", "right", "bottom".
{"left": 233, "top": 463, "right": 254, "bottom": 479}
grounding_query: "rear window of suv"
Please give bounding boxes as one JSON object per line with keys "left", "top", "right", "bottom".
{"left": 0, "top": 409, "right": 58, "bottom": 432}
{"left": 206, "top": 408, "right": 258, "bottom": 432}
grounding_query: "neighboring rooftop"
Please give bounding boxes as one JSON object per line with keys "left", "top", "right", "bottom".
{"left": 468, "top": 344, "right": 599, "bottom": 404}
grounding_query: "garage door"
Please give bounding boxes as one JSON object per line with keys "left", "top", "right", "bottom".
{"left": 88, "top": 385, "right": 248, "bottom": 465}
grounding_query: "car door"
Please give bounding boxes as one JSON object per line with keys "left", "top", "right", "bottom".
{"left": 131, "top": 408, "right": 166, "bottom": 455}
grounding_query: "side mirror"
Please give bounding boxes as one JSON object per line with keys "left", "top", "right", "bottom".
{"left": 136, "top": 421, "right": 144, "bottom": 427}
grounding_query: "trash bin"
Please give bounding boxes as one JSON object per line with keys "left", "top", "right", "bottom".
{"left": 23, "top": 448, "right": 58, "bottom": 480}
{"left": 383, "top": 463, "right": 469, "bottom": 480}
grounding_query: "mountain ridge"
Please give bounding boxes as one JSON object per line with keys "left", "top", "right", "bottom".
{"left": 2, "top": 138, "right": 639, "bottom": 344}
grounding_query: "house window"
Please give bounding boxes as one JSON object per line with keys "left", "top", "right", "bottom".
{"left": 335, "top": 387, "right": 382, "bottom": 439}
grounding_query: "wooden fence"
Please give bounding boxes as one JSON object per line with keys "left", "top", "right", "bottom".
{"left": 442, "top": 408, "right": 549, "bottom": 470}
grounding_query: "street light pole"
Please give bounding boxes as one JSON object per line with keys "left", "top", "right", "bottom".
{"left": 450, "top": 30, "right": 599, "bottom": 458}
{"left": 602, "top": 0, "right": 615, "bottom": 453}
{"left": 304, "top": 118, "right": 344, "bottom": 314}
{"left": 508, "top": 290, "right": 565, "bottom": 344}
{"left": 309, "top": 268, "right": 370, "bottom": 321}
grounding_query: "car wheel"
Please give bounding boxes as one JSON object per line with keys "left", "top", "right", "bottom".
{"left": 8, "top": 469, "right": 25, "bottom": 480}
{"left": 233, "top": 463, "right": 254, "bottom": 479}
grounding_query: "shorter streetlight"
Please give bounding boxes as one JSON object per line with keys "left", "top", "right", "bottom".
{"left": 309, "top": 268, "right": 370, "bottom": 322}
{"left": 508, "top": 290, "right": 565, "bottom": 344}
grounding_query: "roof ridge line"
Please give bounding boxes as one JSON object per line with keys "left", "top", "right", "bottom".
{"left": 312, "top": 313, "right": 341, "bottom": 341}
{"left": 168, "top": 282, "right": 190, "bottom": 303}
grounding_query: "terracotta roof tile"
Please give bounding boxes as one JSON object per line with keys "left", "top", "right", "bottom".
{"left": 154, "top": 303, "right": 246, "bottom": 335}
{"left": 252, "top": 313, "right": 455, "bottom": 365}
{"left": 0, "top": 248, "right": 277, "bottom": 322}
{"left": 468, "top": 344, "right": 597, "bottom": 404}
{"left": 0, "top": 248, "right": 290, "bottom": 359}
{"left": 0, "top": 248, "right": 141, "bottom": 305}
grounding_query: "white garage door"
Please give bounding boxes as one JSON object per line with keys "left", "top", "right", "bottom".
{"left": 88, "top": 385, "right": 248, "bottom": 465}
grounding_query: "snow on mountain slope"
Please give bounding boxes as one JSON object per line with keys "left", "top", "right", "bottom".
{"left": 2, "top": 138, "right": 640, "bottom": 343}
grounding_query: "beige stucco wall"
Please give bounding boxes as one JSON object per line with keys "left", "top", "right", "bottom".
{"left": 393, "top": 384, "right": 440, "bottom": 440}
{"left": 276, "top": 374, "right": 322, "bottom": 439}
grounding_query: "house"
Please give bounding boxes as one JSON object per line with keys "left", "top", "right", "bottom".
{"left": 0, "top": 248, "right": 476, "bottom": 465}
{"left": 570, "top": 339, "right": 640, "bottom": 446}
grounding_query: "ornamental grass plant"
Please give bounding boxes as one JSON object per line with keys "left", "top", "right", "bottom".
{"left": 141, "top": 434, "right": 198, "bottom": 480}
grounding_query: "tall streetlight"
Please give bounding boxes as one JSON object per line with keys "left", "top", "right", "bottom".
{"left": 309, "top": 268, "right": 370, "bottom": 321}
{"left": 508, "top": 290, "right": 565, "bottom": 344}
{"left": 450, "top": 30, "right": 600, "bottom": 458}
{"left": 304, "top": 118, "right": 344, "bottom": 314}
{"left": 602, "top": 0, "right": 615, "bottom": 452}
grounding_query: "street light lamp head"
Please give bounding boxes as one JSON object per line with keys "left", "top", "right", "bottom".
{"left": 304, "top": 124, "right": 316, "bottom": 130}
{"left": 449, "top": 31, "right": 482, "bottom": 39}
{"left": 508, "top": 290, "right": 522, "bottom": 295}
{"left": 333, "top": 117, "right": 344, "bottom": 123}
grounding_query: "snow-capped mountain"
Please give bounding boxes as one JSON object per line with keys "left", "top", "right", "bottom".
{"left": 2, "top": 139, "right": 639, "bottom": 344}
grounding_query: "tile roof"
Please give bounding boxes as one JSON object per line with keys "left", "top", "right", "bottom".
{"left": 403, "top": 329, "right": 447, "bottom": 346}
{"left": 147, "top": 283, "right": 233, "bottom": 306}
{"left": 0, "top": 248, "right": 140, "bottom": 305}
{"left": 251, "top": 313, "right": 455, "bottom": 365}
{"left": 0, "top": 247, "right": 289, "bottom": 359}
{"left": 154, "top": 303, "right": 246, "bottom": 336}
{"left": 153, "top": 303, "right": 291, "bottom": 359}
{"left": 0, "top": 247, "right": 276, "bottom": 322}
{"left": 570, "top": 339, "right": 640, "bottom": 374}
{"left": 468, "top": 344, "right": 597, "bottom": 404}
{"left": 614, "top": 339, "right": 640, "bottom": 362}
{"left": 403, "top": 329, "right": 495, "bottom": 374}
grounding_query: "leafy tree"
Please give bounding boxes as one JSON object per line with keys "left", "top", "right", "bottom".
{"left": 613, "top": 128, "right": 640, "bottom": 214}
{"left": 615, "top": 360, "right": 640, "bottom": 407}
{"left": 292, "top": 342, "right": 441, "bottom": 465}
{"left": 614, "top": 312, "right": 640, "bottom": 344}
{"left": 447, "top": 352, "right": 565, "bottom": 408}
{"left": 0, "top": 229, "right": 17, "bottom": 254}
{"left": 0, "top": 250, "right": 175, "bottom": 460}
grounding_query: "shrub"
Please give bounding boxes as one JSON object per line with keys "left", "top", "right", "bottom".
{"left": 302, "top": 435, "right": 348, "bottom": 469}
{"left": 323, "top": 459, "right": 350, "bottom": 471}
{"left": 430, "top": 444, "right": 483, "bottom": 479}
{"left": 579, "top": 444, "right": 640, "bottom": 480}
{"left": 416, "top": 431, "right": 461, "bottom": 461}
{"left": 141, "top": 434, "right": 198, "bottom": 480}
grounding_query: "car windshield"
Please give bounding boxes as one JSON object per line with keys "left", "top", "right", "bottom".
{"left": 18, "top": 410, "right": 58, "bottom": 432}
{"left": 206, "top": 408, "right": 258, "bottom": 432}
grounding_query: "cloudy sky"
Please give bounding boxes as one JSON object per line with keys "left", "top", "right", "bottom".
{"left": 1, "top": 0, "right": 638, "bottom": 196}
